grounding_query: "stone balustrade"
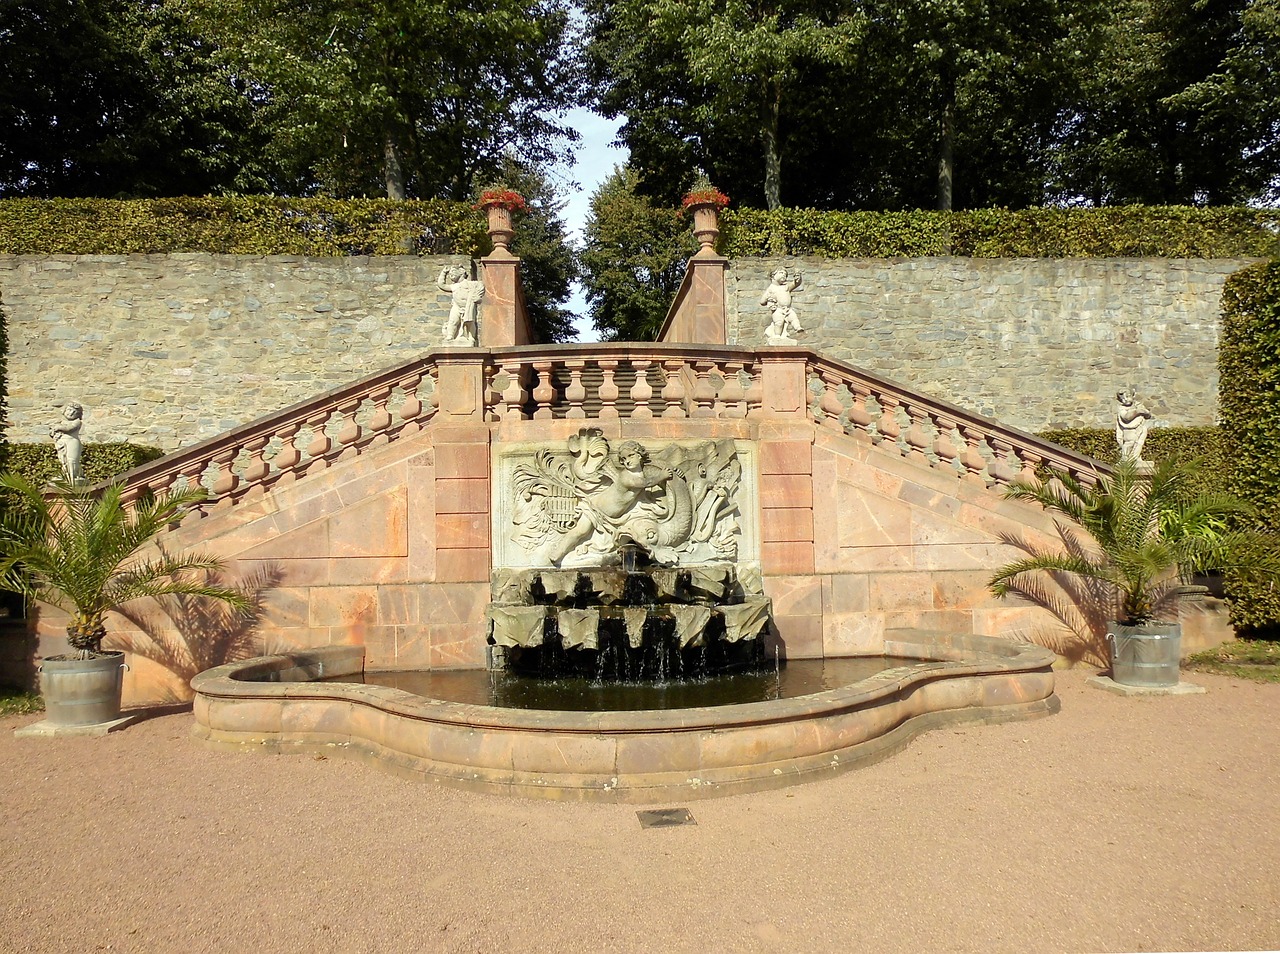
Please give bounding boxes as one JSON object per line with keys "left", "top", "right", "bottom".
{"left": 111, "top": 343, "right": 1104, "bottom": 516}
{"left": 804, "top": 353, "right": 1104, "bottom": 489}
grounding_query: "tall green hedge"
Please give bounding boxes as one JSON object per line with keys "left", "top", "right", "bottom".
{"left": 721, "top": 206, "right": 1280, "bottom": 259}
{"left": 0, "top": 442, "right": 163, "bottom": 488}
{"left": 1038, "top": 426, "right": 1227, "bottom": 499}
{"left": 1219, "top": 260, "right": 1280, "bottom": 637}
{"left": 0, "top": 197, "right": 488, "bottom": 257}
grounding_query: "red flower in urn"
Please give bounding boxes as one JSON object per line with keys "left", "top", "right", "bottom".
{"left": 681, "top": 175, "right": 728, "bottom": 252}
{"left": 475, "top": 188, "right": 528, "bottom": 212}
{"left": 681, "top": 187, "right": 730, "bottom": 210}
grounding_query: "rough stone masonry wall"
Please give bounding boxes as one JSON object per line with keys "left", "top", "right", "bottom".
{"left": 0, "top": 253, "right": 471, "bottom": 451}
{"left": 727, "top": 257, "right": 1257, "bottom": 432}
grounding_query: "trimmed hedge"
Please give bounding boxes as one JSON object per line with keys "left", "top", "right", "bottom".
{"left": 1038, "top": 426, "right": 1227, "bottom": 499}
{"left": 1219, "top": 260, "right": 1280, "bottom": 637}
{"left": 0, "top": 442, "right": 164, "bottom": 488}
{"left": 0, "top": 197, "right": 488, "bottom": 257}
{"left": 721, "top": 206, "right": 1280, "bottom": 259}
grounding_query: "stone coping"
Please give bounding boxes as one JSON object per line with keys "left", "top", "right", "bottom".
{"left": 190, "top": 631, "right": 1059, "bottom": 801}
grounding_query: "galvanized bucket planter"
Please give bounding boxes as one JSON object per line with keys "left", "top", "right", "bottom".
{"left": 39, "top": 652, "right": 127, "bottom": 726}
{"left": 1108, "top": 622, "right": 1182, "bottom": 688}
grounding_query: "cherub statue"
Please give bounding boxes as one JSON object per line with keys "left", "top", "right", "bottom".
{"left": 1115, "top": 388, "right": 1154, "bottom": 464}
{"left": 760, "top": 267, "right": 803, "bottom": 343}
{"left": 438, "top": 264, "right": 485, "bottom": 345}
{"left": 50, "top": 402, "right": 84, "bottom": 484}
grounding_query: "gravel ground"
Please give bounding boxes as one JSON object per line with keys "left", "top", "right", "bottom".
{"left": 2, "top": 667, "right": 1278, "bottom": 954}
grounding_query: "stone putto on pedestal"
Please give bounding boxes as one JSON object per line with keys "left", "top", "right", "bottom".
{"left": 1115, "top": 388, "right": 1154, "bottom": 470}
{"left": 50, "top": 402, "right": 85, "bottom": 484}
{"left": 437, "top": 265, "right": 484, "bottom": 346}
{"left": 761, "top": 268, "right": 804, "bottom": 344}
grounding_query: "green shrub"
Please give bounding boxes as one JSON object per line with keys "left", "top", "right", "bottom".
{"left": 1219, "top": 260, "right": 1280, "bottom": 637}
{"left": 721, "top": 206, "right": 1280, "bottom": 259}
{"left": 0, "top": 442, "right": 163, "bottom": 488}
{"left": 0, "top": 197, "right": 488, "bottom": 257}
{"left": 1038, "top": 426, "right": 1227, "bottom": 499}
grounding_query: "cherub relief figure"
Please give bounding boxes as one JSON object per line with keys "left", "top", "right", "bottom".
{"left": 510, "top": 429, "right": 742, "bottom": 568}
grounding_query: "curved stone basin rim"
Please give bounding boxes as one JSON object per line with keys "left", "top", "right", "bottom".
{"left": 190, "top": 629, "right": 1059, "bottom": 802}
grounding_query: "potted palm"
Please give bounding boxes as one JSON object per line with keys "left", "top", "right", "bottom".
{"left": 989, "top": 457, "right": 1275, "bottom": 687}
{"left": 0, "top": 475, "right": 249, "bottom": 729}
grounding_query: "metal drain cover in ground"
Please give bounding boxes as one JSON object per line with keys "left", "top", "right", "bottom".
{"left": 636, "top": 808, "right": 696, "bottom": 828}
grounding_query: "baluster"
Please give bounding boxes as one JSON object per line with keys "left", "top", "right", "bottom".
{"left": 367, "top": 386, "right": 394, "bottom": 444}
{"left": 531, "top": 359, "right": 556, "bottom": 419}
{"left": 691, "top": 360, "right": 717, "bottom": 418}
{"left": 597, "top": 359, "right": 620, "bottom": 420}
{"left": 629, "top": 358, "right": 654, "bottom": 419}
{"left": 845, "top": 383, "right": 873, "bottom": 435}
{"left": 498, "top": 360, "right": 529, "bottom": 420}
{"left": 876, "top": 395, "right": 902, "bottom": 449}
{"left": 660, "top": 359, "right": 688, "bottom": 419}
{"left": 987, "top": 439, "right": 1018, "bottom": 487}
{"left": 119, "top": 482, "right": 146, "bottom": 507}
{"left": 239, "top": 436, "right": 271, "bottom": 496}
{"left": 564, "top": 359, "right": 587, "bottom": 419}
{"left": 422, "top": 374, "right": 440, "bottom": 421}
{"left": 305, "top": 411, "right": 334, "bottom": 474}
{"left": 334, "top": 398, "right": 362, "bottom": 459}
{"left": 903, "top": 404, "right": 932, "bottom": 461}
{"left": 717, "top": 360, "right": 746, "bottom": 418}
{"left": 818, "top": 370, "right": 846, "bottom": 432}
{"left": 1017, "top": 449, "right": 1043, "bottom": 486}
{"left": 957, "top": 424, "right": 991, "bottom": 486}
{"left": 268, "top": 423, "right": 303, "bottom": 487}
{"left": 210, "top": 446, "right": 240, "bottom": 504}
{"left": 930, "top": 414, "right": 961, "bottom": 476}
{"left": 397, "top": 371, "right": 424, "bottom": 433}
{"left": 743, "top": 361, "right": 764, "bottom": 417}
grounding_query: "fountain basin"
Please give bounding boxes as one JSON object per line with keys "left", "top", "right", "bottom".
{"left": 190, "top": 629, "right": 1059, "bottom": 802}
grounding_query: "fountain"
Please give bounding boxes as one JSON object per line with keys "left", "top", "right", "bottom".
{"left": 191, "top": 430, "right": 1059, "bottom": 800}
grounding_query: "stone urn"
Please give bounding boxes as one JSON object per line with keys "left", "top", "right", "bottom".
{"left": 689, "top": 204, "right": 721, "bottom": 252}
{"left": 484, "top": 205, "right": 515, "bottom": 252}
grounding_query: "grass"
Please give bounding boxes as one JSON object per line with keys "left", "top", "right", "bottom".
{"left": 0, "top": 686, "right": 43, "bottom": 715}
{"left": 1184, "top": 639, "right": 1280, "bottom": 683}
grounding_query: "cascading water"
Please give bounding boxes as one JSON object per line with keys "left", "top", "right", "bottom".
{"left": 486, "top": 541, "right": 772, "bottom": 689}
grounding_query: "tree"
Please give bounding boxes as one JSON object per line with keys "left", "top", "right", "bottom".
{"left": 191, "top": 0, "right": 582, "bottom": 200}
{"left": 1055, "top": 0, "right": 1280, "bottom": 205}
{"left": 0, "top": 0, "right": 268, "bottom": 197}
{"left": 585, "top": 0, "right": 863, "bottom": 210}
{"left": 580, "top": 166, "right": 692, "bottom": 341}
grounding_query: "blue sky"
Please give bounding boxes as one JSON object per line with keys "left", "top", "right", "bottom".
{"left": 554, "top": 106, "right": 626, "bottom": 340}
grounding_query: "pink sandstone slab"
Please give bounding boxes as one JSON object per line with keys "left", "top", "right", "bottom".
{"left": 759, "top": 441, "right": 813, "bottom": 475}
{"left": 762, "top": 542, "right": 815, "bottom": 575}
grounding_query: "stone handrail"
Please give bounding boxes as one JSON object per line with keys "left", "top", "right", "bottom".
{"left": 112, "top": 343, "right": 1105, "bottom": 516}
{"left": 803, "top": 352, "right": 1107, "bottom": 489}
{"left": 111, "top": 356, "right": 443, "bottom": 511}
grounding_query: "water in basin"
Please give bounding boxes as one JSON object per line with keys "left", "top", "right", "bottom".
{"left": 345, "top": 656, "right": 924, "bottom": 711}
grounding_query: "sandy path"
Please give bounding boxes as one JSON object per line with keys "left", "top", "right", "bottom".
{"left": 2, "top": 667, "right": 1277, "bottom": 954}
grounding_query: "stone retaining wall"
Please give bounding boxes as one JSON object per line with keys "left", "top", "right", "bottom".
{"left": 0, "top": 253, "right": 1254, "bottom": 450}
{"left": 727, "top": 257, "right": 1256, "bottom": 432}
{"left": 0, "top": 253, "right": 470, "bottom": 450}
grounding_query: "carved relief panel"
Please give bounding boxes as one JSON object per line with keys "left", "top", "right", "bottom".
{"left": 492, "top": 428, "right": 759, "bottom": 569}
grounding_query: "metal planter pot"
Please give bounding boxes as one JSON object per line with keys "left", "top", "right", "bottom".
{"left": 1108, "top": 622, "right": 1182, "bottom": 688}
{"left": 39, "top": 651, "right": 126, "bottom": 726}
